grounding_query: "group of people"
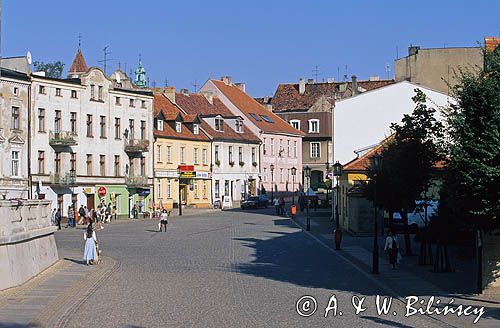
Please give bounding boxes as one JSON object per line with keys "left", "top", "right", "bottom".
{"left": 50, "top": 201, "right": 117, "bottom": 230}
{"left": 273, "top": 196, "right": 286, "bottom": 216}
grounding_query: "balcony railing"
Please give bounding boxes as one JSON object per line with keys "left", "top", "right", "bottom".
{"left": 50, "top": 172, "right": 76, "bottom": 186}
{"left": 125, "top": 175, "right": 149, "bottom": 187}
{"left": 124, "top": 139, "right": 149, "bottom": 153}
{"left": 49, "top": 130, "right": 78, "bottom": 146}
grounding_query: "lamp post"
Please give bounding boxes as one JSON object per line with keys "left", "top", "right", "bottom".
{"left": 291, "top": 167, "right": 297, "bottom": 205}
{"left": 333, "top": 161, "right": 343, "bottom": 250}
{"left": 325, "top": 162, "right": 330, "bottom": 208}
{"left": 304, "top": 166, "right": 311, "bottom": 231}
{"left": 270, "top": 164, "right": 275, "bottom": 202}
{"left": 370, "top": 153, "right": 382, "bottom": 274}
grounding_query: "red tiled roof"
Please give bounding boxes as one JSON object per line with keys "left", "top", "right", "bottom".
{"left": 68, "top": 48, "right": 89, "bottom": 74}
{"left": 485, "top": 37, "right": 500, "bottom": 52}
{"left": 270, "top": 80, "right": 395, "bottom": 112}
{"left": 211, "top": 79, "right": 304, "bottom": 136}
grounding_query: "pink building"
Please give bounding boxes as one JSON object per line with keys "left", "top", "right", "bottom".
{"left": 201, "top": 77, "right": 304, "bottom": 198}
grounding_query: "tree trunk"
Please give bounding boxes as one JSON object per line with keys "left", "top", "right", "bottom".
{"left": 401, "top": 209, "right": 412, "bottom": 255}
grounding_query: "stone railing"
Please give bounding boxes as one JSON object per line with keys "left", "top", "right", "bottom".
{"left": 49, "top": 130, "right": 78, "bottom": 146}
{"left": 124, "top": 139, "right": 149, "bottom": 153}
{"left": 0, "top": 199, "right": 52, "bottom": 240}
{"left": 125, "top": 175, "right": 149, "bottom": 187}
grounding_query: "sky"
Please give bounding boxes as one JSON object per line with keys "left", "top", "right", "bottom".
{"left": 1, "top": 0, "right": 499, "bottom": 97}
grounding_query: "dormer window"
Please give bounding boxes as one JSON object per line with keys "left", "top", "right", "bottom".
{"left": 193, "top": 123, "right": 199, "bottom": 135}
{"left": 235, "top": 119, "right": 243, "bottom": 133}
{"left": 215, "top": 118, "right": 224, "bottom": 132}
{"left": 308, "top": 119, "right": 319, "bottom": 133}
{"left": 290, "top": 119, "right": 300, "bottom": 130}
{"left": 116, "top": 97, "right": 121, "bottom": 105}
{"left": 176, "top": 122, "right": 182, "bottom": 133}
{"left": 157, "top": 119, "right": 164, "bottom": 131}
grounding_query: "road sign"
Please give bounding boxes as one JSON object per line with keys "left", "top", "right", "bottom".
{"left": 97, "top": 186, "right": 107, "bottom": 197}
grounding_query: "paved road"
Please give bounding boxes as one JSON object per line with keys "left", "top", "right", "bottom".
{"left": 52, "top": 209, "right": 477, "bottom": 328}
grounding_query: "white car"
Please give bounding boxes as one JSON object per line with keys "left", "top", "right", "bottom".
{"left": 392, "top": 200, "right": 439, "bottom": 231}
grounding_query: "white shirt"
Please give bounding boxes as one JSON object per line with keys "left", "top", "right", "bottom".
{"left": 84, "top": 231, "right": 97, "bottom": 242}
{"left": 384, "top": 235, "right": 399, "bottom": 251}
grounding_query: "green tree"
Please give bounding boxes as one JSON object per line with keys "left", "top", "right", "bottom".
{"left": 366, "top": 89, "right": 445, "bottom": 256}
{"left": 33, "top": 60, "right": 65, "bottom": 78}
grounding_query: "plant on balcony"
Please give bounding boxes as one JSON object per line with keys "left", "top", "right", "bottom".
{"left": 252, "top": 161, "right": 258, "bottom": 167}
{"left": 215, "top": 159, "right": 221, "bottom": 166}
{"left": 239, "top": 161, "right": 245, "bottom": 167}
{"left": 229, "top": 161, "right": 235, "bottom": 167}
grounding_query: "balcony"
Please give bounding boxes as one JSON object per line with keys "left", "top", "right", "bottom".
{"left": 125, "top": 175, "right": 149, "bottom": 188}
{"left": 124, "top": 139, "right": 149, "bottom": 154}
{"left": 49, "top": 130, "right": 78, "bottom": 146}
{"left": 50, "top": 172, "right": 76, "bottom": 186}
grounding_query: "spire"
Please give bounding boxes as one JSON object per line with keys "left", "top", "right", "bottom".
{"left": 68, "top": 47, "right": 89, "bottom": 78}
{"left": 134, "top": 55, "right": 147, "bottom": 88}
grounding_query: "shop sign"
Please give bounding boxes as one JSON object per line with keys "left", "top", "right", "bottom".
{"left": 178, "top": 165, "right": 195, "bottom": 172}
{"left": 196, "top": 172, "right": 211, "bottom": 179}
{"left": 179, "top": 171, "right": 196, "bottom": 178}
{"left": 156, "top": 170, "right": 179, "bottom": 178}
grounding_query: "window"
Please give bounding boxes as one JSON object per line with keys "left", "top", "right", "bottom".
{"left": 157, "top": 145, "right": 162, "bottom": 162}
{"left": 287, "top": 140, "right": 290, "bottom": 156}
{"left": 86, "top": 154, "right": 93, "bottom": 175}
{"left": 310, "top": 142, "right": 320, "bottom": 158}
{"left": 140, "top": 121, "right": 146, "bottom": 139}
{"left": 215, "top": 180, "right": 220, "bottom": 198}
{"left": 157, "top": 180, "right": 162, "bottom": 199}
{"left": 70, "top": 112, "right": 77, "bottom": 134}
{"left": 141, "top": 100, "right": 146, "bottom": 108}
{"left": 235, "top": 119, "right": 243, "bottom": 132}
{"left": 252, "top": 147, "right": 256, "bottom": 164}
{"left": 202, "top": 149, "right": 207, "bottom": 165}
{"left": 39, "top": 85, "right": 46, "bottom": 94}
{"left": 55, "top": 152, "right": 61, "bottom": 174}
{"left": 114, "top": 155, "right": 120, "bottom": 177}
{"left": 270, "top": 138, "right": 274, "bottom": 155}
{"left": 176, "top": 122, "right": 182, "bottom": 133}
{"left": 193, "top": 123, "right": 199, "bottom": 135}
{"left": 13, "top": 87, "right": 19, "bottom": 95}
{"left": 54, "top": 110, "right": 61, "bottom": 132}
{"left": 100, "top": 116, "right": 106, "bottom": 138}
{"left": 38, "top": 108, "right": 45, "bottom": 132}
{"left": 157, "top": 119, "right": 164, "bottom": 131}
{"left": 180, "top": 147, "right": 185, "bottom": 163}
{"left": 194, "top": 148, "right": 199, "bottom": 164}
{"left": 98, "top": 86, "right": 103, "bottom": 101}
{"left": 279, "top": 139, "right": 283, "bottom": 156}
{"left": 99, "top": 155, "right": 106, "bottom": 176}
{"left": 12, "top": 151, "right": 20, "bottom": 176}
{"left": 166, "top": 146, "right": 171, "bottom": 162}
{"left": 229, "top": 146, "right": 233, "bottom": 162}
{"left": 263, "top": 138, "right": 267, "bottom": 155}
{"left": 71, "top": 90, "right": 77, "bottom": 98}
{"left": 140, "top": 157, "right": 145, "bottom": 175}
{"left": 86, "top": 115, "right": 93, "bottom": 137}
{"left": 263, "top": 167, "right": 267, "bottom": 182}
{"left": 11, "top": 107, "right": 20, "bottom": 129}
{"left": 203, "top": 181, "right": 208, "bottom": 198}
{"left": 308, "top": 119, "right": 319, "bottom": 133}
{"left": 115, "top": 97, "right": 121, "bottom": 105}
{"left": 250, "top": 113, "right": 261, "bottom": 121}
{"left": 56, "top": 88, "right": 62, "bottom": 97}
{"left": 294, "top": 141, "right": 298, "bottom": 157}
{"left": 194, "top": 181, "right": 199, "bottom": 198}
{"left": 290, "top": 119, "right": 300, "bottom": 130}
{"left": 167, "top": 179, "right": 171, "bottom": 198}
{"left": 129, "top": 99, "right": 135, "bottom": 107}
{"left": 238, "top": 147, "right": 243, "bottom": 163}
{"left": 215, "top": 118, "right": 224, "bottom": 132}
{"left": 70, "top": 153, "right": 77, "bottom": 175}
{"left": 214, "top": 145, "right": 219, "bottom": 162}
{"left": 38, "top": 151, "right": 45, "bottom": 174}
{"left": 115, "top": 118, "right": 121, "bottom": 139}
{"left": 260, "top": 114, "right": 274, "bottom": 123}
{"left": 129, "top": 119, "right": 135, "bottom": 139}
{"left": 90, "top": 85, "right": 95, "bottom": 100}
{"left": 280, "top": 168, "right": 284, "bottom": 183}
{"left": 129, "top": 159, "right": 135, "bottom": 176}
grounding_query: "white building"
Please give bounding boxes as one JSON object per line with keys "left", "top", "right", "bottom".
{"left": 0, "top": 67, "right": 31, "bottom": 198}
{"left": 30, "top": 49, "right": 154, "bottom": 217}
{"left": 334, "top": 81, "right": 450, "bottom": 165}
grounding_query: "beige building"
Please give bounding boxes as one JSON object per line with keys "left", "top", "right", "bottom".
{"left": 395, "top": 45, "right": 483, "bottom": 94}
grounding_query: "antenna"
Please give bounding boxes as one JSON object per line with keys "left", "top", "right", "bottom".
{"left": 98, "top": 45, "right": 114, "bottom": 75}
{"left": 337, "top": 66, "right": 340, "bottom": 82}
{"left": 164, "top": 77, "right": 168, "bottom": 87}
{"left": 343, "top": 65, "right": 348, "bottom": 81}
{"left": 191, "top": 79, "right": 199, "bottom": 93}
{"left": 385, "top": 63, "right": 391, "bottom": 80}
{"left": 312, "top": 65, "right": 319, "bottom": 81}
{"left": 78, "top": 33, "right": 82, "bottom": 48}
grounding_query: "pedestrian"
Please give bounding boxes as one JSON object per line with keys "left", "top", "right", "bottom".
{"left": 50, "top": 208, "right": 57, "bottom": 226}
{"left": 274, "top": 197, "right": 280, "bottom": 215}
{"left": 83, "top": 224, "right": 98, "bottom": 265}
{"left": 106, "top": 203, "right": 112, "bottom": 223}
{"left": 67, "top": 205, "right": 75, "bottom": 228}
{"left": 132, "top": 204, "right": 139, "bottom": 219}
{"left": 84, "top": 206, "right": 89, "bottom": 225}
{"left": 99, "top": 207, "right": 106, "bottom": 229}
{"left": 112, "top": 206, "right": 117, "bottom": 221}
{"left": 279, "top": 196, "right": 285, "bottom": 216}
{"left": 159, "top": 209, "right": 169, "bottom": 232}
{"left": 55, "top": 208, "right": 62, "bottom": 230}
{"left": 384, "top": 230, "right": 400, "bottom": 269}
{"left": 78, "top": 205, "right": 86, "bottom": 225}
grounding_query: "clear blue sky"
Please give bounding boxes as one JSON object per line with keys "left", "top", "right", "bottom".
{"left": 1, "top": 0, "right": 499, "bottom": 97}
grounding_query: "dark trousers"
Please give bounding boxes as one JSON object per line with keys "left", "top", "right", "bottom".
{"left": 56, "top": 220, "right": 61, "bottom": 230}
{"left": 160, "top": 221, "right": 168, "bottom": 232}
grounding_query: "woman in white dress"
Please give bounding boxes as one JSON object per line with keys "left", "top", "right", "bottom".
{"left": 83, "top": 224, "right": 98, "bottom": 265}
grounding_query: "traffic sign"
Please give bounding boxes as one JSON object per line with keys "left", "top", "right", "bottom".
{"left": 97, "top": 186, "right": 107, "bottom": 197}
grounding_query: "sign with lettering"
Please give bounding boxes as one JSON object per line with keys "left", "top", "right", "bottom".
{"left": 179, "top": 171, "right": 196, "bottom": 178}
{"left": 178, "top": 165, "right": 194, "bottom": 172}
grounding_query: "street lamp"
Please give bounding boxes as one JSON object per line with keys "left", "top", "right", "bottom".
{"left": 291, "top": 167, "right": 297, "bottom": 205}
{"left": 325, "top": 162, "right": 330, "bottom": 208}
{"left": 370, "top": 153, "right": 382, "bottom": 274}
{"left": 270, "top": 164, "right": 275, "bottom": 202}
{"left": 333, "top": 161, "right": 343, "bottom": 250}
{"left": 304, "top": 166, "right": 311, "bottom": 231}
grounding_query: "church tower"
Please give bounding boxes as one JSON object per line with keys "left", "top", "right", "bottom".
{"left": 134, "top": 57, "right": 147, "bottom": 88}
{"left": 68, "top": 47, "right": 89, "bottom": 78}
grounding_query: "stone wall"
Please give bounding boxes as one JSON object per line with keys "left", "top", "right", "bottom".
{"left": 0, "top": 199, "right": 58, "bottom": 290}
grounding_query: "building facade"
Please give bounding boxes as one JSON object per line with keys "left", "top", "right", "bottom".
{"left": 30, "top": 51, "right": 154, "bottom": 217}
{"left": 153, "top": 90, "right": 212, "bottom": 209}
{"left": 0, "top": 68, "right": 31, "bottom": 199}
{"left": 201, "top": 77, "right": 303, "bottom": 199}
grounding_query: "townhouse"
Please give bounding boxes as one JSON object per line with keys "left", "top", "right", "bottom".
{"left": 201, "top": 77, "right": 303, "bottom": 200}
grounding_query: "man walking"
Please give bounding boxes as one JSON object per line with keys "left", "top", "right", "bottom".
{"left": 78, "top": 205, "right": 86, "bottom": 225}
{"left": 67, "top": 205, "right": 75, "bottom": 228}
{"left": 55, "top": 208, "right": 62, "bottom": 230}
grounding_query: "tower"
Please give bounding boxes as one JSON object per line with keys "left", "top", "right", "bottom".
{"left": 134, "top": 57, "right": 147, "bottom": 88}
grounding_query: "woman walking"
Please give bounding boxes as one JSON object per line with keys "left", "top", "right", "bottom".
{"left": 83, "top": 224, "right": 98, "bottom": 265}
{"left": 384, "top": 230, "right": 400, "bottom": 269}
{"left": 159, "top": 209, "right": 169, "bottom": 232}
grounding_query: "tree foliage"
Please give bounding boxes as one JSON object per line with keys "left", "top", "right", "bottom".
{"left": 442, "top": 47, "right": 500, "bottom": 229}
{"left": 33, "top": 60, "right": 65, "bottom": 78}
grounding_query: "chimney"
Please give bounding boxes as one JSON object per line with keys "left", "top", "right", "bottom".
{"left": 369, "top": 75, "right": 380, "bottom": 81}
{"left": 299, "top": 78, "right": 306, "bottom": 95}
{"left": 263, "top": 95, "right": 270, "bottom": 103}
{"left": 201, "top": 90, "right": 213, "bottom": 104}
{"left": 408, "top": 46, "right": 420, "bottom": 56}
{"left": 180, "top": 88, "right": 189, "bottom": 95}
{"left": 221, "top": 76, "right": 233, "bottom": 85}
{"left": 351, "top": 75, "right": 358, "bottom": 96}
{"left": 163, "top": 86, "right": 175, "bottom": 103}
{"left": 307, "top": 78, "right": 315, "bottom": 84}
{"left": 235, "top": 82, "right": 246, "bottom": 93}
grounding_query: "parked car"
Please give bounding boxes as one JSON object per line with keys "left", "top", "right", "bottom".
{"left": 241, "top": 195, "right": 269, "bottom": 209}
{"left": 391, "top": 200, "right": 439, "bottom": 233}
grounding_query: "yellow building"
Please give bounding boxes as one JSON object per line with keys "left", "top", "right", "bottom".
{"left": 153, "top": 91, "right": 212, "bottom": 209}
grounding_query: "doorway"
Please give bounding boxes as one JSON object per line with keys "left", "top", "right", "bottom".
{"left": 86, "top": 194, "right": 95, "bottom": 210}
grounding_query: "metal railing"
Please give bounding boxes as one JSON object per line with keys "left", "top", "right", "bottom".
{"left": 124, "top": 139, "right": 149, "bottom": 153}
{"left": 50, "top": 172, "right": 76, "bottom": 186}
{"left": 49, "top": 130, "right": 78, "bottom": 146}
